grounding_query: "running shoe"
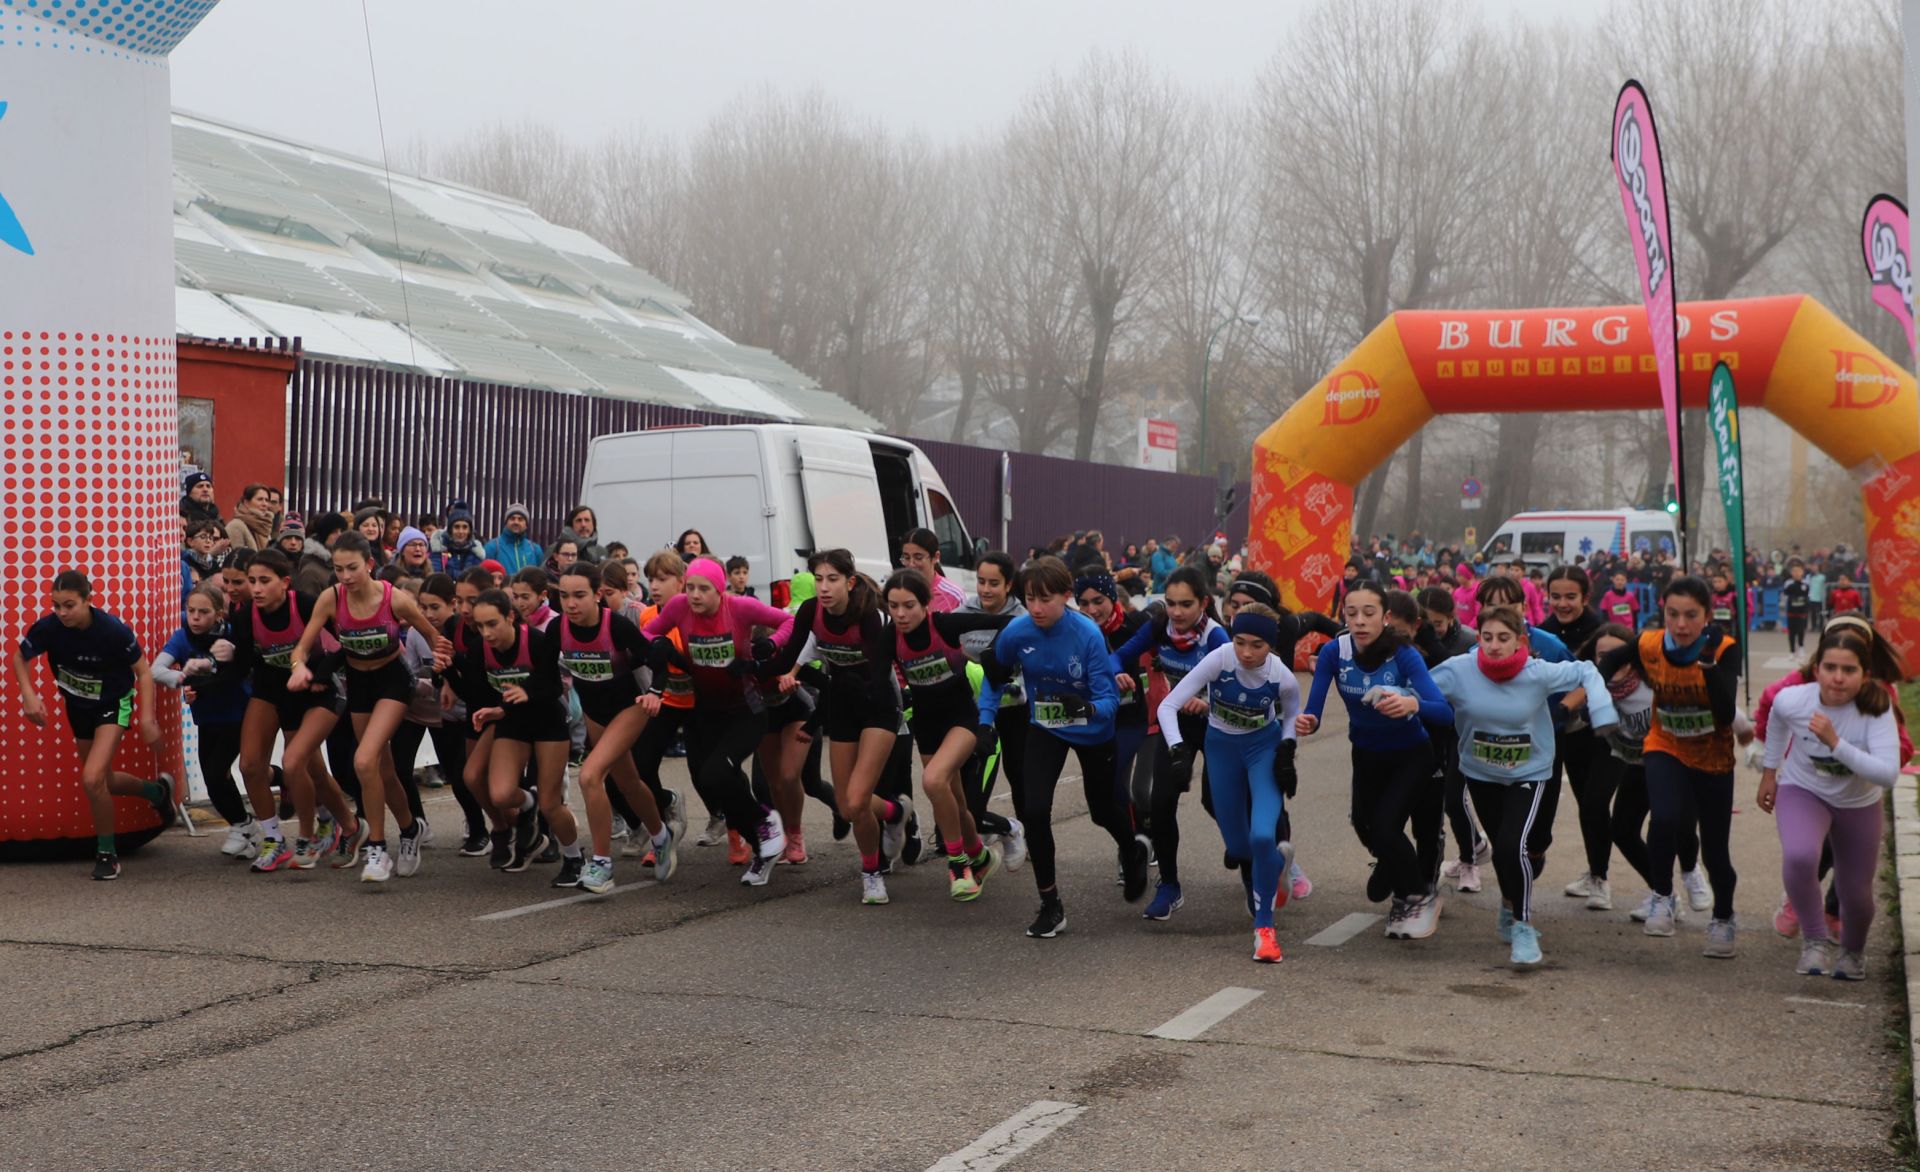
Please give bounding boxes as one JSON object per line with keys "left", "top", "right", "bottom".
{"left": 220, "top": 819, "right": 260, "bottom": 859}
{"left": 1508, "top": 920, "right": 1542, "bottom": 967}
{"left": 551, "top": 855, "right": 584, "bottom": 889}
{"left": 949, "top": 862, "right": 981, "bottom": 902}
{"left": 394, "top": 830, "right": 422, "bottom": 878}
{"left": 1643, "top": 894, "right": 1677, "bottom": 937}
{"left": 1629, "top": 892, "right": 1657, "bottom": 922}
{"left": 507, "top": 808, "right": 545, "bottom": 874}
{"left": 665, "top": 790, "right": 688, "bottom": 844}
{"left": 1289, "top": 860, "right": 1313, "bottom": 901}
{"left": 831, "top": 812, "right": 852, "bottom": 841}
{"left": 1496, "top": 904, "right": 1514, "bottom": 943}
{"left": 416, "top": 817, "right": 434, "bottom": 850}
{"left": 1384, "top": 896, "right": 1409, "bottom": 939}
{"left": 902, "top": 821, "right": 927, "bottom": 866}
{"left": 740, "top": 851, "right": 776, "bottom": 886}
{"left": 781, "top": 831, "right": 809, "bottom": 866}
{"left": 1026, "top": 897, "right": 1066, "bottom": 938}
{"left": 1252, "top": 927, "right": 1283, "bottom": 964}
{"left": 458, "top": 829, "right": 491, "bottom": 857}
{"left": 861, "top": 871, "right": 890, "bottom": 905}
{"left": 1143, "top": 882, "right": 1184, "bottom": 921}
{"left": 1563, "top": 871, "right": 1594, "bottom": 898}
{"left": 1832, "top": 948, "right": 1867, "bottom": 981}
{"left": 1773, "top": 896, "right": 1800, "bottom": 938}
{"left": 610, "top": 814, "right": 631, "bottom": 844}
{"left": 360, "top": 845, "right": 393, "bottom": 884}
{"left": 148, "top": 774, "right": 178, "bottom": 830}
{"left": 755, "top": 810, "right": 787, "bottom": 860}
{"left": 1274, "top": 841, "right": 1296, "bottom": 913}
{"left": 580, "top": 857, "right": 615, "bottom": 895}
{"left": 1001, "top": 818, "right": 1028, "bottom": 872}
{"left": 1120, "top": 835, "right": 1151, "bottom": 903}
{"left": 1440, "top": 857, "right": 1463, "bottom": 880}
{"left": 1366, "top": 862, "right": 1393, "bottom": 904}
{"left": 727, "top": 829, "right": 752, "bottom": 866}
{"left": 1682, "top": 867, "right": 1713, "bottom": 913}
{"left": 1702, "top": 917, "right": 1736, "bottom": 959}
{"left": 536, "top": 837, "right": 561, "bottom": 865}
{"left": 971, "top": 845, "right": 1002, "bottom": 886}
{"left": 620, "top": 828, "right": 650, "bottom": 858}
{"left": 652, "top": 827, "right": 679, "bottom": 882}
{"left": 881, "top": 805, "right": 908, "bottom": 862}
{"left": 91, "top": 851, "right": 120, "bottom": 881}
{"left": 1795, "top": 939, "right": 1831, "bottom": 976}
{"left": 1473, "top": 835, "right": 1491, "bottom": 866}
{"left": 313, "top": 813, "right": 337, "bottom": 850}
{"left": 488, "top": 829, "right": 512, "bottom": 870}
{"left": 250, "top": 837, "right": 292, "bottom": 873}
{"left": 333, "top": 818, "right": 370, "bottom": 870}
{"left": 1584, "top": 877, "right": 1612, "bottom": 911}
{"left": 1453, "top": 863, "right": 1482, "bottom": 894}
{"left": 1399, "top": 891, "right": 1441, "bottom": 939}
{"left": 696, "top": 814, "right": 728, "bottom": 847}
{"left": 291, "top": 838, "right": 326, "bottom": 870}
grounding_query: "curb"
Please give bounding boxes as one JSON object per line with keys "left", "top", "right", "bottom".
{"left": 1893, "top": 773, "right": 1920, "bottom": 1132}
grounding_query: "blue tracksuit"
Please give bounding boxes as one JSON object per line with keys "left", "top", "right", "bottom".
{"left": 980, "top": 610, "right": 1117, "bottom": 748}
{"left": 1305, "top": 635, "right": 1452, "bottom": 750}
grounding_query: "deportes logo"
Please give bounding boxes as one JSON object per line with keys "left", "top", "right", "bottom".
{"left": 0, "top": 103, "right": 33, "bottom": 257}
{"left": 1320, "top": 369, "right": 1381, "bottom": 426}
{"left": 1830, "top": 349, "right": 1901, "bottom": 410}
{"left": 1616, "top": 107, "right": 1667, "bottom": 298}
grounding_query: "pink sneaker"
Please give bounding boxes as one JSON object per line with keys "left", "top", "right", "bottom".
{"left": 782, "top": 830, "right": 809, "bottom": 865}
{"left": 1826, "top": 911, "right": 1843, "bottom": 940}
{"left": 1290, "top": 864, "right": 1313, "bottom": 901}
{"left": 1773, "top": 896, "right": 1799, "bottom": 939}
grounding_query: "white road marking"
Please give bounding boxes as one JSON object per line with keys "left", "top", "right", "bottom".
{"left": 1304, "top": 912, "right": 1385, "bottom": 946}
{"left": 1148, "top": 986, "right": 1265, "bottom": 1040}
{"left": 925, "top": 1100, "right": 1087, "bottom": 1172}
{"left": 474, "top": 880, "right": 658, "bottom": 921}
{"left": 1784, "top": 995, "right": 1870, "bottom": 1010}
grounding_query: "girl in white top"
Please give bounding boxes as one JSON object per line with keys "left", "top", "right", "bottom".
{"left": 1757, "top": 627, "right": 1900, "bottom": 981}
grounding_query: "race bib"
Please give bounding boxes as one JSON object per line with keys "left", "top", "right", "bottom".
{"left": 1610, "top": 603, "right": 1632, "bottom": 618}
{"left": 1711, "top": 607, "right": 1733, "bottom": 623}
{"left": 1033, "top": 699, "right": 1087, "bottom": 729}
{"left": 486, "top": 666, "right": 531, "bottom": 691}
{"left": 1810, "top": 754, "right": 1854, "bottom": 778}
{"left": 1117, "top": 672, "right": 1146, "bottom": 707}
{"left": 902, "top": 651, "right": 955, "bottom": 689}
{"left": 337, "top": 627, "right": 391, "bottom": 656}
{"left": 560, "top": 650, "right": 613, "bottom": 683}
{"left": 1212, "top": 697, "right": 1272, "bottom": 732}
{"left": 817, "top": 642, "right": 867, "bottom": 668}
{"left": 55, "top": 665, "right": 103, "bottom": 699}
{"left": 1657, "top": 705, "right": 1716, "bottom": 738}
{"left": 687, "top": 634, "right": 736, "bottom": 669}
{"left": 1470, "top": 731, "right": 1531, "bottom": 770}
{"left": 259, "top": 640, "right": 298, "bottom": 670}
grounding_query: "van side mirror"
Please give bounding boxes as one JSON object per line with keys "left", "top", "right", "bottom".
{"left": 974, "top": 537, "right": 990, "bottom": 558}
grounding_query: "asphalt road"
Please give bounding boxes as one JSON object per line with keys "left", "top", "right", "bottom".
{"left": 0, "top": 630, "right": 1905, "bottom": 1170}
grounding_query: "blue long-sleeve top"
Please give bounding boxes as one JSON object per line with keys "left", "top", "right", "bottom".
{"left": 1107, "top": 612, "right": 1228, "bottom": 686}
{"left": 1429, "top": 652, "right": 1616, "bottom": 784}
{"left": 979, "top": 610, "right": 1118, "bottom": 747}
{"left": 1304, "top": 634, "right": 1452, "bottom": 750}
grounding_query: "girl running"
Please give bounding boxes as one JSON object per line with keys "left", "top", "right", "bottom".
{"left": 1420, "top": 587, "right": 1488, "bottom": 892}
{"left": 1297, "top": 580, "right": 1453, "bottom": 939}
{"left": 1430, "top": 606, "right": 1616, "bottom": 967}
{"left": 1599, "top": 570, "right": 1640, "bottom": 630}
{"left": 980, "top": 556, "right": 1147, "bottom": 939}
{"left": 399, "top": 575, "right": 490, "bottom": 856}
{"left": 900, "top": 528, "right": 968, "bottom": 613}
{"left": 288, "top": 533, "right": 450, "bottom": 884}
{"left": 465, "top": 589, "right": 575, "bottom": 878}
{"left": 1758, "top": 627, "right": 1899, "bottom": 980}
{"left": 1108, "top": 565, "right": 1227, "bottom": 922}
{"left": 960, "top": 552, "right": 1029, "bottom": 870}
{"left": 1597, "top": 577, "right": 1741, "bottom": 954}
{"left": 445, "top": 567, "right": 519, "bottom": 866}
{"left": 884, "top": 568, "right": 1011, "bottom": 899}
{"left": 556, "top": 561, "right": 677, "bottom": 894}
{"left": 153, "top": 583, "right": 254, "bottom": 858}
{"left": 1157, "top": 603, "right": 1302, "bottom": 963}
{"left": 1538, "top": 567, "right": 1615, "bottom": 909}
{"left": 1077, "top": 571, "right": 1151, "bottom": 890}
{"left": 627, "top": 553, "right": 692, "bottom": 858}
{"left": 11, "top": 571, "right": 173, "bottom": 880}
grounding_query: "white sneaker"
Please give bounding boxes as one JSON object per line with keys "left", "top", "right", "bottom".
{"left": 756, "top": 810, "right": 787, "bottom": 860}
{"left": 1585, "top": 876, "right": 1612, "bottom": 910}
{"left": 880, "top": 806, "right": 908, "bottom": 862}
{"left": 394, "top": 831, "right": 422, "bottom": 878}
{"left": 1399, "top": 891, "right": 1442, "bottom": 939}
{"left": 1702, "top": 917, "right": 1736, "bottom": 959}
{"left": 1001, "top": 818, "right": 1028, "bottom": 872}
{"left": 1795, "top": 939, "right": 1831, "bottom": 976}
{"left": 609, "top": 815, "right": 631, "bottom": 842}
{"left": 1441, "top": 858, "right": 1462, "bottom": 879}
{"left": 1383, "top": 896, "right": 1409, "bottom": 939}
{"left": 665, "top": 790, "right": 688, "bottom": 844}
{"left": 619, "top": 827, "right": 650, "bottom": 857}
{"left": 415, "top": 816, "right": 434, "bottom": 849}
{"left": 1563, "top": 871, "right": 1593, "bottom": 898}
{"left": 1453, "top": 863, "right": 1482, "bottom": 893}
{"left": 360, "top": 845, "right": 393, "bottom": 883}
{"left": 1682, "top": 867, "right": 1713, "bottom": 913}
{"left": 696, "top": 813, "right": 728, "bottom": 847}
{"left": 1630, "top": 892, "right": 1657, "bottom": 922}
{"left": 1643, "top": 894, "right": 1676, "bottom": 937}
{"left": 861, "top": 871, "right": 889, "bottom": 905}
{"left": 220, "top": 819, "right": 261, "bottom": 859}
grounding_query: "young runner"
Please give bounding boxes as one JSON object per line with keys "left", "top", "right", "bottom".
{"left": 1077, "top": 571, "right": 1152, "bottom": 891}
{"left": 628, "top": 553, "right": 693, "bottom": 859}
{"left": 465, "top": 589, "right": 575, "bottom": 878}
{"left": 1419, "top": 587, "right": 1488, "bottom": 891}
{"left": 1599, "top": 570, "right": 1640, "bottom": 630}
{"left": 900, "top": 528, "right": 968, "bottom": 613}
{"left": 153, "top": 583, "right": 254, "bottom": 856}
{"left": 980, "top": 556, "right": 1148, "bottom": 938}
{"left": 1780, "top": 561, "right": 1812, "bottom": 654}
{"left": 1157, "top": 603, "right": 1302, "bottom": 963}
{"left": 960, "top": 553, "right": 1029, "bottom": 870}
{"left": 10, "top": 571, "right": 173, "bottom": 880}
{"left": 409, "top": 575, "right": 490, "bottom": 855}
{"left": 1537, "top": 567, "right": 1616, "bottom": 908}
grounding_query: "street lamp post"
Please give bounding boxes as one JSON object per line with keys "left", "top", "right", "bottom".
{"left": 1199, "top": 313, "right": 1262, "bottom": 474}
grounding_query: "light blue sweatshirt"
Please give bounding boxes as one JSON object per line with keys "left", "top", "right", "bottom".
{"left": 1428, "top": 652, "right": 1616, "bottom": 784}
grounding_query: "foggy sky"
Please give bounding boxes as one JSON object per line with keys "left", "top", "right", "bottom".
{"left": 171, "top": 0, "right": 1587, "bottom": 163}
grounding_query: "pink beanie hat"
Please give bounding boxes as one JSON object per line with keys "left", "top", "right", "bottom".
{"left": 687, "top": 556, "right": 727, "bottom": 591}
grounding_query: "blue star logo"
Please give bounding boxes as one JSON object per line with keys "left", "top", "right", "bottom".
{"left": 0, "top": 103, "right": 33, "bottom": 257}
{"left": 1578, "top": 537, "right": 1594, "bottom": 554}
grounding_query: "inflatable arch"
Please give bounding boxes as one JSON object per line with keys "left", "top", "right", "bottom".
{"left": 1249, "top": 295, "right": 1920, "bottom": 667}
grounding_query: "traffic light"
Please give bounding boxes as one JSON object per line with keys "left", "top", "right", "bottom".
{"left": 1664, "top": 497, "right": 1679, "bottom": 516}
{"left": 1217, "top": 484, "right": 1238, "bottom": 520}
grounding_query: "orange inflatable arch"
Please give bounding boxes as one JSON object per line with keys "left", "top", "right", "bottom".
{"left": 1248, "top": 295, "right": 1920, "bottom": 667}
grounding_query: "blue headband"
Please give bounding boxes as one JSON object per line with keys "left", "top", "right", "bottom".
{"left": 1230, "top": 611, "right": 1279, "bottom": 646}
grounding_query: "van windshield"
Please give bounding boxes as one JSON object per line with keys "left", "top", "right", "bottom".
{"left": 1483, "top": 533, "right": 1514, "bottom": 558}
{"left": 1520, "top": 531, "right": 1565, "bottom": 559}
{"left": 1631, "top": 528, "right": 1676, "bottom": 557}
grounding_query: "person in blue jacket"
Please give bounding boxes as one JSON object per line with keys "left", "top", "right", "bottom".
{"left": 486, "top": 502, "right": 542, "bottom": 575}
{"left": 1430, "top": 604, "right": 1616, "bottom": 968}
{"left": 1297, "top": 580, "right": 1453, "bottom": 940}
{"left": 155, "top": 582, "right": 263, "bottom": 861}
{"left": 981, "top": 555, "right": 1150, "bottom": 939}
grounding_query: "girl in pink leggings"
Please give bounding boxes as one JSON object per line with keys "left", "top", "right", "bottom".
{"left": 1757, "top": 627, "right": 1901, "bottom": 981}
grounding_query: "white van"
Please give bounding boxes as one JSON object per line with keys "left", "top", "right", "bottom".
{"left": 580, "top": 424, "right": 982, "bottom": 605}
{"left": 1481, "top": 509, "right": 1678, "bottom": 567}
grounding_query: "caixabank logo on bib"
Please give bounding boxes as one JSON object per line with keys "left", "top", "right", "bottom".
{"left": 1830, "top": 349, "right": 1900, "bottom": 410}
{"left": 1320, "top": 369, "right": 1381, "bottom": 426}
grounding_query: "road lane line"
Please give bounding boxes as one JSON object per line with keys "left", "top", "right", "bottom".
{"left": 1304, "top": 912, "right": 1384, "bottom": 946}
{"left": 925, "top": 1100, "right": 1087, "bottom": 1172}
{"left": 475, "top": 880, "right": 658, "bottom": 921}
{"left": 1148, "top": 986, "right": 1264, "bottom": 1040}
{"left": 1784, "top": 995, "right": 1870, "bottom": 1010}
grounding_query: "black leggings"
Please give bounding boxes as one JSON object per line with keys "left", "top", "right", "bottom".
{"left": 687, "top": 707, "right": 770, "bottom": 836}
{"left": 1445, "top": 766, "right": 1481, "bottom": 864}
{"left": 1644, "top": 751, "right": 1735, "bottom": 919}
{"left": 195, "top": 720, "right": 247, "bottom": 825}
{"left": 1469, "top": 777, "right": 1547, "bottom": 921}
{"left": 1020, "top": 727, "right": 1131, "bottom": 892}
{"left": 1349, "top": 742, "right": 1438, "bottom": 900}
{"left": 389, "top": 721, "right": 485, "bottom": 836}
{"left": 380, "top": 721, "right": 432, "bottom": 822}
{"left": 631, "top": 706, "right": 688, "bottom": 811}
{"left": 1546, "top": 727, "right": 1616, "bottom": 879}
{"left": 1148, "top": 712, "right": 1209, "bottom": 885}
{"left": 1786, "top": 613, "right": 1808, "bottom": 654}
{"left": 1605, "top": 753, "right": 1698, "bottom": 883}
{"left": 966, "top": 704, "right": 1029, "bottom": 838}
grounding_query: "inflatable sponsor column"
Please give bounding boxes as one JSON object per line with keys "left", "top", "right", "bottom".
{"left": 0, "top": 2, "right": 221, "bottom": 858}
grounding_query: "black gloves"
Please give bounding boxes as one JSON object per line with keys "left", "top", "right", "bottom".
{"left": 970, "top": 723, "right": 998, "bottom": 765}
{"left": 1275, "top": 738, "right": 1298, "bottom": 799}
{"left": 1168, "top": 743, "right": 1194, "bottom": 789}
{"left": 1054, "top": 692, "right": 1092, "bottom": 720}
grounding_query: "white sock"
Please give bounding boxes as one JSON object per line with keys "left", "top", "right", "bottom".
{"left": 260, "top": 816, "right": 281, "bottom": 841}
{"left": 519, "top": 791, "right": 535, "bottom": 814}
{"left": 652, "top": 826, "right": 670, "bottom": 847}
{"left": 592, "top": 854, "right": 612, "bottom": 866}
{"left": 562, "top": 840, "right": 582, "bottom": 859}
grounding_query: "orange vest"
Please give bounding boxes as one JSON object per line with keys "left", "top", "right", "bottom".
{"left": 640, "top": 603, "right": 695, "bottom": 711}
{"left": 1636, "top": 628, "right": 1737, "bottom": 772}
